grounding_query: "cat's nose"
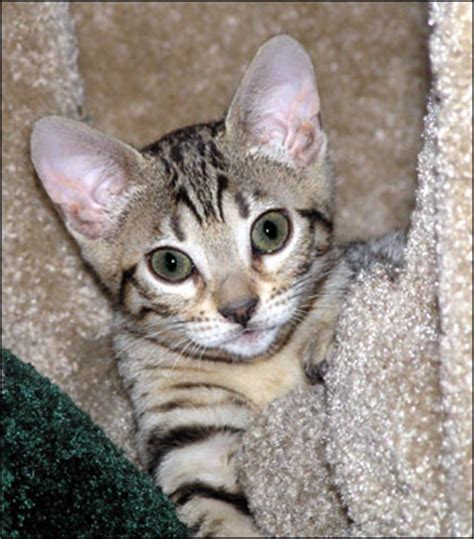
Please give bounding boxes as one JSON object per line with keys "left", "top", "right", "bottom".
{"left": 219, "top": 297, "right": 259, "bottom": 327}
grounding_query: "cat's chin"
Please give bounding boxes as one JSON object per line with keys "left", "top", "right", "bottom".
{"left": 219, "top": 327, "right": 280, "bottom": 359}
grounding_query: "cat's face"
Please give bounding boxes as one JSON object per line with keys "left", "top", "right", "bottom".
{"left": 31, "top": 35, "right": 334, "bottom": 360}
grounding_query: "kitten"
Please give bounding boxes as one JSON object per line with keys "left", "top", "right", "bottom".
{"left": 31, "top": 35, "right": 404, "bottom": 537}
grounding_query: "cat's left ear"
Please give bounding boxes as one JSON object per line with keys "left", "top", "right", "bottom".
{"left": 226, "top": 35, "right": 323, "bottom": 167}
{"left": 31, "top": 116, "right": 143, "bottom": 239}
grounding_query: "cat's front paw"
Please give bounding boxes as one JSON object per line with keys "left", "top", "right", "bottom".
{"left": 302, "top": 329, "right": 334, "bottom": 385}
{"left": 304, "top": 356, "right": 329, "bottom": 384}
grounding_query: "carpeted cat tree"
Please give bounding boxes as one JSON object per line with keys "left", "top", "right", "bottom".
{"left": 2, "top": 2, "right": 471, "bottom": 537}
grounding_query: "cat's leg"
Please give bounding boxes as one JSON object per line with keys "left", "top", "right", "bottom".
{"left": 154, "top": 429, "right": 262, "bottom": 537}
{"left": 302, "top": 323, "right": 335, "bottom": 384}
{"left": 140, "top": 386, "right": 263, "bottom": 537}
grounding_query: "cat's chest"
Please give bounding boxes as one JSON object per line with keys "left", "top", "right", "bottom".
{"left": 220, "top": 347, "right": 309, "bottom": 409}
{"left": 119, "top": 328, "right": 311, "bottom": 413}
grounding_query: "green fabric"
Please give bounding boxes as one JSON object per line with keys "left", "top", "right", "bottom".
{"left": 1, "top": 348, "right": 189, "bottom": 538}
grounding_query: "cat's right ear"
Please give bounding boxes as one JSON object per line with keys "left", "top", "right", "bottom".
{"left": 31, "top": 116, "right": 143, "bottom": 239}
{"left": 226, "top": 35, "right": 324, "bottom": 167}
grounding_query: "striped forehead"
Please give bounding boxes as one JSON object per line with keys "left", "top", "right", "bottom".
{"left": 142, "top": 122, "right": 230, "bottom": 226}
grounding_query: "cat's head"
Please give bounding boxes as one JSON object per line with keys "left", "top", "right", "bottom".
{"left": 31, "top": 35, "right": 334, "bottom": 360}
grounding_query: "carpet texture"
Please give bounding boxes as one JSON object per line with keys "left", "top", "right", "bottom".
{"left": 237, "top": 3, "right": 472, "bottom": 537}
{"left": 2, "top": 2, "right": 136, "bottom": 461}
{"left": 2, "top": 348, "right": 188, "bottom": 538}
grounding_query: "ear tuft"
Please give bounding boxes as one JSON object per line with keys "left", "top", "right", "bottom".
{"left": 226, "top": 35, "right": 323, "bottom": 167}
{"left": 31, "top": 116, "right": 141, "bottom": 238}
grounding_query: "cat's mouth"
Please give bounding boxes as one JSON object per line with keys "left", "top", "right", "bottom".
{"left": 235, "top": 328, "right": 269, "bottom": 343}
{"left": 219, "top": 325, "right": 280, "bottom": 358}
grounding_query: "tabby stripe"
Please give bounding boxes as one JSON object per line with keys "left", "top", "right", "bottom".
{"left": 134, "top": 307, "right": 155, "bottom": 321}
{"left": 118, "top": 264, "right": 137, "bottom": 305}
{"left": 126, "top": 276, "right": 161, "bottom": 304}
{"left": 134, "top": 300, "right": 174, "bottom": 319}
{"left": 139, "top": 399, "right": 207, "bottom": 416}
{"left": 138, "top": 397, "right": 245, "bottom": 419}
{"left": 170, "top": 144, "right": 183, "bottom": 165}
{"left": 147, "top": 425, "right": 243, "bottom": 474}
{"left": 176, "top": 186, "right": 203, "bottom": 224}
{"left": 234, "top": 191, "right": 250, "bottom": 218}
{"left": 294, "top": 259, "right": 313, "bottom": 279}
{"left": 197, "top": 139, "right": 206, "bottom": 157}
{"left": 170, "top": 382, "right": 252, "bottom": 406}
{"left": 161, "top": 158, "right": 171, "bottom": 174}
{"left": 216, "top": 174, "right": 229, "bottom": 221}
{"left": 194, "top": 184, "right": 216, "bottom": 219}
{"left": 209, "top": 120, "right": 225, "bottom": 138}
{"left": 138, "top": 393, "right": 250, "bottom": 420}
{"left": 297, "top": 208, "right": 333, "bottom": 232}
{"left": 169, "top": 168, "right": 179, "bottom": 189}
{"left": 200, "top": 158, "right": 209, "bottom": 179}
{"left": 208, "top": 140, "right": 226, "bottom": 170}
{"left": 171, "top": 480, "right": 251, "bottom": 516}
{"left": 170, "top": 213, "right": 185, "bottom": 242}
{"left": 140, "top": 140, "right": 161, "bottom": 156}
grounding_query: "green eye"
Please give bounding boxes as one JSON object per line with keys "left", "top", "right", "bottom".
{"left": 251, "top": 210, "right": 291, "bottom": 254}
{"left": 149, "top": 248, "right": 194, "bottom": 282}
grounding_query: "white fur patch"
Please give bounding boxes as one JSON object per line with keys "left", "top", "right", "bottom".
{"left": 157, "top": 431, "right": 239, "bottom": 494}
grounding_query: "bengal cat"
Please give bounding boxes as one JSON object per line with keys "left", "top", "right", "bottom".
{"left": 31, "top": 35, "right": 405, "bottom": 537}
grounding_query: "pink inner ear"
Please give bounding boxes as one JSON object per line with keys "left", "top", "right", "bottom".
{"left": 31, "top": 116, "right": 137, "bottom": 239}
{"left": 41, "top": 162, "right": 97, "bottom": 207}
{"left": 39, "top": 159, "right": 108, "bottom": 237}
{"left": 59, "top": 201, "right": 106, "bottom": 238}
{"left": 228, "top": 35, "right": 323, "bottom": 166}
{"left": 254, "top": 79, "right": 321, "bottom": 166}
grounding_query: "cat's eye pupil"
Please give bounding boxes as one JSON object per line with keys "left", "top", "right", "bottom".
{"left": 263, "top": 220, "right": 278, "bottom": 240}
{"left": 251, "top": 210, "right": 290, "bottom": 255}
{"left": 165, "top": 252, "right": 177, "bottom": 272}
{"left": 149, "top": 248, "right": 193, "bottom": 282}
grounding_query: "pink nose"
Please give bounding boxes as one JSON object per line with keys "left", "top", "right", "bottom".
{"left": 218, "top": 297, "right": 259, "bottom": 327}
